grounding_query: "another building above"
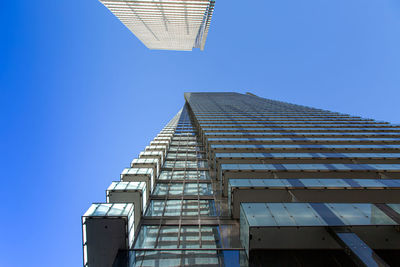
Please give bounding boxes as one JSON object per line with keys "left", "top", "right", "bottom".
{"left": 99, "top": 0, "right": 215, "bottom": 51}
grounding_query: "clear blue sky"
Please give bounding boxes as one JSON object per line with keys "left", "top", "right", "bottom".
{"left": 1, "top": 0, "right": 400, "bottom": 266}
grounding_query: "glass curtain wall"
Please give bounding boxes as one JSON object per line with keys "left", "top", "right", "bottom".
{"left": 132, "top": 106, "right": 242, "bottom": 267}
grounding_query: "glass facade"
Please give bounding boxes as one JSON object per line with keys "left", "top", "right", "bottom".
{"left": 98, "top": 0, "right": 215, "bottom": 51}
{"left": 82, "top": 93, "right": 400, "bottom": 267}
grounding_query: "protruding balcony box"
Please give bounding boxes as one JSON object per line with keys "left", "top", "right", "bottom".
{"left": 139, "top": 151, "right": 164, "bottom": 168}
{"left": 145, "top": 145, "right": 168, "bottom": 157}
{"left": 240, "top": 202, "right": 400, "bottom": 259}
{"left": 229, "top": 178, "right": 400, "bottom": 219}
{"left": 82, "top": 203, "right": 134, "bottom": 267}
{"left": 120, "top": 168, "right": 154, "bottom": 196}
{"left": 159, "top": 132, "right": 174, "bottom": 136}
{"left": 153, "top": 136, "right": 172, "bottom": 142}
{"left": 160, "top": 128, "right": 175, "bottom": 132}
{"left": 156, "top": 136, "right": 173, "bottom": 142}
{"left": 210, "top": 144, "right": 400, "bottom": 155}
{"left": 158, "top": 132, "right": 174, "bottom": 137}
{"left": 214, "top": 152, "right": 400, "bottom": 178}
{"left": 220, "top": 163, "right": 400, "bottom": 196}
{"left": 130, "top": 158, "right": 160, "bottom": 179}
{"left": 150, "top": 140, "right": 170, "bottom": 147}
{"left": 107, "top": 181, "right": 147, "bottom": 231}
{"left": 153, "top": 137, "right": 172, "bottom": 146}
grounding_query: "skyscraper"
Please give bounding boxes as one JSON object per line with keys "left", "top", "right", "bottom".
{"left": 82, "top": 92, "right": 400, "bottom": 266}
{"left": 99, "top": 0, "right": 215, "bottom": 51}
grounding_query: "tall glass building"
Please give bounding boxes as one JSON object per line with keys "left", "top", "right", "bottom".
{"left": 98, "top": 0, "right": 215, "bottom": 51}
{"left": 82, "top": 92, "right": 400, "bottom": 266}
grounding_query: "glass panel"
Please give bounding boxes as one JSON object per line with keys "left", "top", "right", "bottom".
{"left": 298, "top": 179, "right": 323, "bottom": 187}
{"left": 92, "top": 204, "right": 110, "bottom": 216}
{"left": 157, "top": 226, "right": 179, "bottom": 248}
{"left": 229, "top": 179, "right": 252, "bottom": 187}
{"left": 179, "top": 227, "right": 200, "bottom": 248}
{"left": 133, "top": 250, "right": 224, "bottom": 266}
{"left": 198, "top": 161, "right": 209, "bottom": 168}
{"left": 199, "top": 171, "right": 211, "bottom": 180}
{"left": 353, "top": 179, "right": 386, "bottom": 187}
{"left": 212, "top": 144, "right": 400, "bottom": 149}
{"left": 387, "top": 204, "right": 400, "bottom": 214}
{"left": 198, "top": 183, "right": 213, "bottom": 195}
{"left": 154, "top": 184, "right": 169, "bottom": 195}
{"left": 221, "top": 163, "right": 400, "bottom": 171}
{"left": 83, "top": 204, "right": 98, "bottom": 217}
{"left": 180, "top": 250, "right": 221, "bottom": 266}
{"left": 327, "top": 204, "right": 395, "bottom": 225}
{"left": 107, "top": 203, "right": 128, "bottom": 216}
{"left": 159, "top": 171, "right": 211, "bottom": 180}
{"left": 241, "top": 203, "right": 277, "bottom": 227}
{"left": 173, "top": 171, "right": 186, "bottom": 180}
{"left": 285, "top": 203, "right": 327, "bottom": 226}
{"left": 266, "top": 203, "right": 297, "bottom": 226}
{"left": 159, "top": 171, "right": 173, "bottom": 180}
{"left": 145, "top": 201, "right": 165, "bottom": 216}
{"left": 134, "top": 225, "right": 159, "bottom": 248}
{"left": 112, "top": 182, "right": 123, "bottom": 190}
{"left": 200, "top": 226, "right": 218, "bottom": 248}
{"left": 266, "top": 179, "right": 292, "bottom": 187}
{"left": 169, "top": 184, "right": 184, "bottom": 195}
{"left": 181, "top": 200, "right": 199, "bottom": 216}
{"left": 184, "top": 183, "right": 198, "bottom": 195}
{"left": 318, "top": 179, "right": 350, "bottom": 187}
{"left": 164, "top": 200, "right": 182, "bottom": 216}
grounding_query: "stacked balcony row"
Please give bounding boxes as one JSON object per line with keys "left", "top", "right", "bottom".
{"left": 82, "top": 111, "right": 181, "bottom": 267}
{"left": 131, "top": 106, "right": 238, "bottom": 266}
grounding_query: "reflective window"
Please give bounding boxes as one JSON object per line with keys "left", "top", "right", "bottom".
{"left": 133, "top": 250, "right": 228, "bottom": 267}
{"left": 221, "top": 163, "right": 400, "bottom": 172}
{"left": 240, "top": 203, "right": 397, "bottom": 227}
{"left": 154, "top": 183, "right": 212, "bottom": 195}
{"left": 209, "top": 137, "right": 400, "bottom": 142}
{"left": 164, "top": 161, "right": 208, "bottom": 169}
{"left": 159, "top": 170, "right": 211, "bottom": 180}
{"left": 388, "top": 204, "right": 400, "bottom": 214}
{"left": 170, "top": 141, "right": 199, "bottom": 146}
{"left": 216, "top": 152, "right": 400, "bottom": 159}
{"left": 205, "top": 127, "right": 400, "bottom": 132}
{"left": 167, "top": 152, "right": 204, "bottom": 160}
{"left": 135, "top": 226, "right": 220, "bottom": 249}
{"left": 212, "top": 144, "right": 400, "bottom": 149}
{"left": 326, "top": 203, "right": 395, "bottom": 225}
{"left": 169, "top": 146, "right": 201, "bottom": 152}
{"left": 206, "top": 132, "right": 400, "bottom": 137}
{"left": 146, "top": 200, "right": 216, "bottom": 216}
